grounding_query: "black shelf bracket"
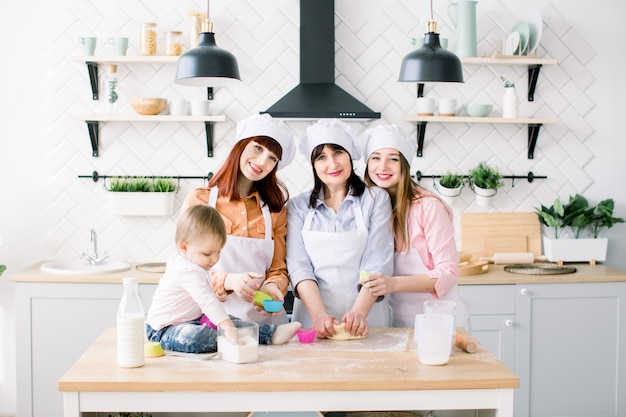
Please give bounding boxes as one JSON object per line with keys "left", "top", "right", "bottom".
{"left": 415, "top": 121, "right": 427, "bottom": 157}
{"left": 528, "top": 123, "right": 543, "bottom": 159}
{"left": 413, "top": 122, "right": 544, "bottom": 159}
{"left": 86, "top": 121, "right": 99, "bottom": 157}
{"left": 205, "top": 122, "right": 215, "bottom": 157}
{"left": 83, "top": 120, "right": 217, "bottom": 158}
{"left": 528, "top": 64, "right": 542, "bottom": 102}
{"left": 86, "top": 62, "right": 99, "bottom": 100}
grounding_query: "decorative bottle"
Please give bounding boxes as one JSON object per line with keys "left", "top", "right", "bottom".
{"left": 104, "top": 64, "right": 119, "bottom": 114}
{"left": 116, "top": 277, "right": 145, "bottom": 368}
{"left": 502, "top": 86, "right": 519, "bottom": 118}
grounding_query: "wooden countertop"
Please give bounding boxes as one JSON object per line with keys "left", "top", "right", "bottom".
{"left": 13, "top": 261, "right": 626, "bottom": 286}
{"left": 459, "top": 263, "right": 626, "bottom": 285}
{"left": 59, "top": 327, "right": 518, "bottom": 393}
{"left": 11, "top": 261, "right": 163, "bottom": 284}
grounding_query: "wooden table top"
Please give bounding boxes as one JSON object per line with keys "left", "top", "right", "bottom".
{"left": 59, "top": 328, "right": 519, "bottom": 393}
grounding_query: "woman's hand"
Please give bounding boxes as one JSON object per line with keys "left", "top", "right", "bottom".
{"left": 342, "top": 311, "right": 369, "bottom": 337}
{"left": 312, "top": 313, "right": 339, "bottom": 339}
{"left": 359, "top": 272, "right": 394, "bottom": 297}
{"left": 225, "top": 272, "right": 262, "bottom": 302}
{"left": 252, "top": 282, "right": 284, "bottom": 315}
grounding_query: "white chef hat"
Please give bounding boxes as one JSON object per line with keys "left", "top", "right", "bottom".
{"left": 299, "top": 119, "right": 361, "bottom": 160}
{"left": 234, "top": 114, "right": 297, "bottom": 169}
{"left": 361, "top": 124, "right": 416, "bottom": 164}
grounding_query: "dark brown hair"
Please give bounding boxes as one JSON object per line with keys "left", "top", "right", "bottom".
{"left": 308, "top": 143, "right": 365, "bottom": 209}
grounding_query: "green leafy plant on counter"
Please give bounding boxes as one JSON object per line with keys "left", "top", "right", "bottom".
{"left": 535, "top": 194, "right": 624, "bottom": 239}
{"left": 108, "top": 177, "right": 177, "bottom": 193}
{"left": 467, "top": 161, "right": 504, "bottom": 190}
{"left": 439, "top": 171, "right": 465, "bottom": 189}
{"left": 0, "top": 265, "right": 6, "bottom": 276}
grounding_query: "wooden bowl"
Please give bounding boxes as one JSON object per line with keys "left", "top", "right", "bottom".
{"left": 131, "top": 98, "right": 167, "bottom": 115}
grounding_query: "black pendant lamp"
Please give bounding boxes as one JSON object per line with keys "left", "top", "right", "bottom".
{"left": 398, "top": 1, "right": 463, "bottom": 83}
{"left": 175, "top": 1, "right": 241, "bottom": 87}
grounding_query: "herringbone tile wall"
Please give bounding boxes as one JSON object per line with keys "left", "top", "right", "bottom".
{"left": 43, "top": 0, "right": 595, "bottom": 262}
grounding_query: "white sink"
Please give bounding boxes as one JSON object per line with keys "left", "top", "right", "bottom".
{"left": 40, "top": 261, "right": 131, "bottom": 275}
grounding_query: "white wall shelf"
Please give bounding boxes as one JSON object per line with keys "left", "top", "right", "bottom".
{"left": 71, "top": 114, "right": 226, "bottom": 157}
{"left": 405, "top": 116, "right": 558, "bottom": 159}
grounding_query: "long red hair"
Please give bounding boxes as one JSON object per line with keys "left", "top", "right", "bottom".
{"left": 208, "top": 136, "right": 288, "bottom": 212}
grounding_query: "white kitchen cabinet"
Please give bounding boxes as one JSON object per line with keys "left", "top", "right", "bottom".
{"left": 15, "top": 278, "right": 156, "bottom": 417}
{"left": 459, "top": 285, "right": 516, "bottom": 371}
{"left": 514, "top": 282, "right": 626, "bottom": 417}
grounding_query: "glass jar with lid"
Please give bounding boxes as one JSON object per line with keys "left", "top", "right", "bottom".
{"left": 165, "top": 31, "right": 183, "bottom": 56}
{"left": 140, "top": 23, "right": 157, "bottom": 56}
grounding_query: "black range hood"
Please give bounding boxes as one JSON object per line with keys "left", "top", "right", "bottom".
{"left": 261, "top": 0, "right": 380, "bottom": 120}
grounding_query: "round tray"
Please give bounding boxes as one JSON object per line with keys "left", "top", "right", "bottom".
{"left": 136, "top": 262, "right": 166, "bottom": 273}
{"left": 504, "top": 263, "right": 577, "bottom": 275}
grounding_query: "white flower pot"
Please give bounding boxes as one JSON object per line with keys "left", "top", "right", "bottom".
{"left": 543, "top": 237, "right": 608, "bottom": 262}
{"left": 436, "top": 183, "right": 464, "bottom": 207}
{"left": 109, "top": 192, "right": 176, "bottom": 216}
{"left": 472, "top": 185, "right": 497, "bottom": 208}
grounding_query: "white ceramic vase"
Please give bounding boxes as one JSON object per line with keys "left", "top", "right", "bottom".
{"left": 502, "top": 87, "right": 519, "bottom": 118}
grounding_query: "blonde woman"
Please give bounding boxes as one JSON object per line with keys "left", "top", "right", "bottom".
{"left": 361, "top": 124, "right": 468, "bottom": 329}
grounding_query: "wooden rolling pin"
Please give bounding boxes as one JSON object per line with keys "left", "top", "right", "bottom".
{"left": 479, "top": 252, "right": 546, "bottom": 264}
{"left": 455, "top": 332, "right": 477, "bottom": 353}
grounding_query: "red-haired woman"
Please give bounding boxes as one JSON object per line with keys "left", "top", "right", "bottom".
{"left": 181, "top": 114, "right": 297, "bottom": 324}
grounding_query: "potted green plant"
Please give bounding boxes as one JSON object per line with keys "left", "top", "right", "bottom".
{"left": 535, "top": 194, "right": 624, "bottom": 262}
{"left": 435, "top": 171, "right": 465, "bottom": 206}
{"left": 467, "top": 161, "right": 504, "bottom": 208}
{"left": 107, "top": 177, "right": 178, "bottom": 216}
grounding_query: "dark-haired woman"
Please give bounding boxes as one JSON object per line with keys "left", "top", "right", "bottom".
{"left": 181, "top": 114, "right": 296, "bottom": 324}
{"left": 286, "top": 119, "right": 394, "bottom": 338}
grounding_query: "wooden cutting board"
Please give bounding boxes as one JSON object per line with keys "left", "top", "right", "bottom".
{"left": 459, "top": 212, "right": 541, "bottom": 261}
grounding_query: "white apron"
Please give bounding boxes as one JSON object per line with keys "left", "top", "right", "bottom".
{"left": 208, "top": 187, "right": 288, "bottom": 324}
{"left": 293, "top": 198, "right": 391, "bottom": 328}
{"left": 391, "top": 246, "right": 468, "bottom": 329}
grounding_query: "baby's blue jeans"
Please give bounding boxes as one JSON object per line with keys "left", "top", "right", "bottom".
{"left": 146, "top": 316, "right": 276, "bottom": 353}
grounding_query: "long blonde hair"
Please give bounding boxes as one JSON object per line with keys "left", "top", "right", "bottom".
{"left": 365, "top": 155, "right": 437, "bottom": 252}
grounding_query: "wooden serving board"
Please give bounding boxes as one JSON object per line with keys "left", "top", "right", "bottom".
{"left": 459, "top": 212, "right": 541, "bottom": 261}
{"left": 458, "top": 260, "right": 489, "bottom": 276}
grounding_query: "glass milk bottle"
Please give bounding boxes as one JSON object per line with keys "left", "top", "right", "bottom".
{"left": 103, "top": 64, "right": 119, "bottom": 114}
{"left": 116, "top": 277, "right": 145, "bottom": 368}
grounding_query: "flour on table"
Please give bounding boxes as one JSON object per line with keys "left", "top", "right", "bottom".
{"left": 326, "top": 322, "right": 366, "bottom": 340}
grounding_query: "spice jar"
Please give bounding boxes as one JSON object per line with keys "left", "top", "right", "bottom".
{"left": 103, "top": 64, "right": 119, "bottom": 114}
{"left": 165, "top": 31, "right": 183, "bottom": 56}
{"left": 140, "top": 23, "right": 157, "bottom": 56}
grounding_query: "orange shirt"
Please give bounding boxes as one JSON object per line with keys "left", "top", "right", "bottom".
{"left": 181, "top": 187, "right": 289, "bottom": 299}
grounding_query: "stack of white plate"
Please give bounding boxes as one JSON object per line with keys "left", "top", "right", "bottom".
{"left": 504, "top": 8, "right": 542, "bottom": 55}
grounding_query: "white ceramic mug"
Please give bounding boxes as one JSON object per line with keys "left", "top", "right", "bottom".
{"left": 416, "top": 97, "right": 437, "bottom": 116}
{"left": 170, "top": 99, "right": 189, "bottom": 116}
{"left": 190, "top": 100, "right": 211, "bottom": 116}
{"left": 438, "top": 98, "right": 460, "bottom": 116}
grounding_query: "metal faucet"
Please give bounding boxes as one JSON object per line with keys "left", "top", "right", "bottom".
{"left": 81, "top": 228, "right": 109, "bottom": 265}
